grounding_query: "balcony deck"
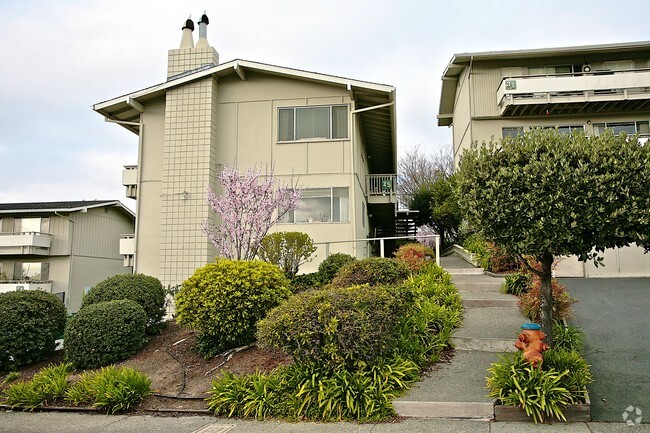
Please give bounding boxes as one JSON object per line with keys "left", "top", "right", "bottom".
{"left": 497, "top": 69, "right": 650, "bottom": 116}
{"left": 367, "top": 174, "right": 397, "bottom": 204}
{"left": 0, "top": 232, "right": 51, "bottom": 255}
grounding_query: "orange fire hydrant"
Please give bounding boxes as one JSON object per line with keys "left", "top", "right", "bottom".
{"left": 515, "top": 324, "right": 549, "bottom": 367}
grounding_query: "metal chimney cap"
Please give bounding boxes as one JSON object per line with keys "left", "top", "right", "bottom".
{"left": 199, "top": 12, "right": 209, "bottom": 25}
{"left": 182, "top": 17, "right": 195, "bottom": 31}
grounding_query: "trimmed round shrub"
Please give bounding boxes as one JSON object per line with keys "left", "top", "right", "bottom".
{"left": 290, "top": 272, "right": 321, "bottom": 292}
{"left": 317, "top": 253, "right": 356, "bottom": 284}
{"left": 257, "top": 285, "right": 413, "bottom": 368}
{"left": 394, "top": 243, "right": 435, "bottom": 273}
{"left": 64, "top": 299, "right": 146, "bottom": 369}
{"left": 0, "top": 290, "right": 67, "bottom": 372}
{"left": 330, "top": 257, "right": 410, "bottom": 288}
{"left": 82, "top": 274, "right": 165, "bottom": 332}
{"left": 175, "top": 260, "right": 291, "bottom": 357}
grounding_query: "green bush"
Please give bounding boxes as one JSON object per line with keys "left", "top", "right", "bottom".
{"left": 175, "top": 260, "right": 291, "bottom": 357}
{"left": 394, "top": 243, "right": 435, "bottom": 273}
{"left": 64, "top": 300, "right": 146, "bottom": 369}
{"left": 317, "top": 253, "right": 356, "bottom": 284}
{"left": 462, "top": 233, "right": 519, "bottom": 273}
{"left": 290, "top": 272, "right": 321, "bottom": 292}
{"left": 0, "top": 290, "right": 67, "bottom": 372}
{"left": 82, "top": 274, "right": 165, "bottom": 333}
{"left": 397, "top": 265, "right": 463, "bottom": 367}
{"left": 501, "top": 272, "right": 531, "bottom": 296}
{"left": 487, "top": 351, "right": 592, "bottom": 423}
{"left": 3, "top": 363, "right": 73, "bottom": 410}
{"left": 330, "top": 257, "right": 409, "bottom": 288}
{"left": 257, "top": 285, "right": 412, "bottom": 368}
{"left": 66, "top": 366, "right": 151, "bottom": 413}
{"left": 258, "top": 231, "right": 317, "bottom": 279}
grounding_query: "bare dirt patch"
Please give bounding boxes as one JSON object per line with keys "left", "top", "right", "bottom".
{"left": 1, "top": 321, "right": 292, "bottom": 412}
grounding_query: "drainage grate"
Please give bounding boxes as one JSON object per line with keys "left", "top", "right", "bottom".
{"left": 192, "top": 424, "right": 236, "bottom": 433}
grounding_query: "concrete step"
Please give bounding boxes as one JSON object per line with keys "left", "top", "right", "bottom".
{"left": 453, "top": 307, "right": 526, "bottom": 341}
{"left": 393, "top": 351, "right": 503, "bottom": 419}
{"left": 445, "top": 268, "right": 485, "bottom": 275}
{"left": 460, "top": 291, "right": 518, "bottom": 308}
{"left": 451, "top": 274, "right": 505, "bottom": 285}
{"left": 452, "top": 336, "right": 517, "bottom": 352}
{"left": 453, "top": 282, "right": 503, "bottom": 293}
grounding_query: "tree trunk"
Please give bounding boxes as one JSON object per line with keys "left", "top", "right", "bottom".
{"left": 539, "top": 253, "right": 554, "bottom": 348}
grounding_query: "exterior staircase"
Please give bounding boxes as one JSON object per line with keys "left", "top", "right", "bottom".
{"left": 392, "top": 255, "right": 527, "bottom": 420}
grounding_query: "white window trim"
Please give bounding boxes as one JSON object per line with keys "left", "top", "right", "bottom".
{"left": 277, "top": 105, "right": 349, "bottom": 142}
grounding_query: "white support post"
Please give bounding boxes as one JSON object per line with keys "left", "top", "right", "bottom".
{"left": 380, "top": 239, "right": 385, "bottom": 257}
{"left": 435, "top": 235, "right": 441, "bottom": 266}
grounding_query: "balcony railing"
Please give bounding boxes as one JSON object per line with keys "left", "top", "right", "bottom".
{"left": 122, "top": 165, "right": 138, "bottom": 199}
{"left": 497, "top": 68, "right": 650, "bottom": 116}
{"left": 0, "top": 281, "right": 52, "bottom": 293}
{"left": 120, "top": 234, "right": 135, "bottom": 267}
{"left": 0, "top": 232, "right": 51, "bottom": 255}
{"left": 366, "top": 174, "right": 397, "bottom": 204}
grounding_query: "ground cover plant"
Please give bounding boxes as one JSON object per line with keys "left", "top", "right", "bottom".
{"left": 207, "top": 263, "right": 463, "bottom": 422}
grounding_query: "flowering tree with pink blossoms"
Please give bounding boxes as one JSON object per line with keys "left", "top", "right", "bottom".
{"left": 202, "top": 166, "right": 302, "bottom": 261}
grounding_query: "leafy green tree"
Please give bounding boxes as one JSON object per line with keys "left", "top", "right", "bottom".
{"left": 456, "top": 128, "right": 649, "bottom": 342}
{"left": 257, "top": 231, "right": 317, "bottom": 279}
{"left": 409, "top": 175, "right": 462, "bottom": 248}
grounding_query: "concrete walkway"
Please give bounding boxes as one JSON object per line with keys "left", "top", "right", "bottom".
{"left": 1, "top": 412, "right": 649, "bottom": 433}
{"left": 393, "top": 256, "right": 527, "bottom": 420}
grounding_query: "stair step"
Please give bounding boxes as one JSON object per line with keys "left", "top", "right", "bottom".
{"left": 452, "top": 337, "right": 517, "bottom": 352}
{"left": 446, "top": 268, "right": 485, "bottom": 275}
{"left": 461, "top": 297, "right": 518, "bottom": 308}
{"left": 392, "top": 401, "right": 494, "bottom": 419}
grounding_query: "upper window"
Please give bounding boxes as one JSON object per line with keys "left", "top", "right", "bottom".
{"left": 278, "top": 105, "right": 348, "bottom": 141}
{"left": 593, "top": 121, "right": 650, "bottom": 136}
{"left": 528, "top": 65, "right": 574, "bottom": 76}
{"left": 542, "top": 125, "right": 584, "bottom": 135}
{"left": 13, "top": 262, "right": 50, "bottom": 281}
{"left": 502, "top": 127, "right": 524, "bottom": 138}
{"left": 280, "top": 187, "right": 349, "bottom": 223}
{"left": 13, "top": 217, "right": 49, "bottom": 234}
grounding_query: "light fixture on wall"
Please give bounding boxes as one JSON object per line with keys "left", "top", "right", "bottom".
{"left": 181, "top": 191, "right": 189, "bottom": 200}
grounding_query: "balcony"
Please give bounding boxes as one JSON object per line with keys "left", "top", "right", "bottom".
{"left": 366, "top": 174, "right": 397, "bottom": 204}
{"left": 120, "top": 234, "right": 135, "bottom": 267}
{"left": 497, "top": 69, "right": 650, "bottom": 116}
{"left": 0, "top": 281, "right": 52, "bottom": 294}
{"left": 0, "top": 232, "right": 51, "bottom": 255}
{"left": 122, "top": 165, "right": 138, "bottom": 199}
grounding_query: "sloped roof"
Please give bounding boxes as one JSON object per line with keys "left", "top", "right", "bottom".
{"left": 93, "top": 58, "right": 397, "bottom": 174}
{"left": 438, "top": 40, "right": 650, "bottom": 126}
{"left": 0, "top": 200, "right": 135, "bottom": 218}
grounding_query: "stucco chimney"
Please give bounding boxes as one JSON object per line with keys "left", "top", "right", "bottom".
{"left": 195, "top": 12, "right": 210, "bottom": 48}
{"left": 179, "top": 17, "right": 195, "bottom": 49}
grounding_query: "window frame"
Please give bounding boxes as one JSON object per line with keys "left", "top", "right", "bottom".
{"left": 280, "top": 187, "right": 349, "bottom": 224}
{"left": 593, "top": 120, "right": 650, "bottom": 136}
{"left": 278, "top": 105, "right": 349, "bottom": 142}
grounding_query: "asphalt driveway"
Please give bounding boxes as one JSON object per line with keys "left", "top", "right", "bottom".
{"left": 560, "top": 277, "right": 650, "bottom": 423}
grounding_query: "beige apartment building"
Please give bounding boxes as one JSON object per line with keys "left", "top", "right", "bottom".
{"left": 0, "top": 201, "right": 135, "bottom": 312}
{"left": 438, "top": 41, "right": 650, "bottom": 277}
{"left": 93, "top": 15, "right": 399, "bottom": 287}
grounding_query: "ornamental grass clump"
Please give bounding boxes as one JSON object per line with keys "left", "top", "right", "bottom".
{"left": 66, "top": 366, "right": 151, "bottom": 413}
{"left": 3, "top": 363, "right": 73, "bottom": 410}
{"left": 487, "top": 350, "right": 592, "bottom": 423}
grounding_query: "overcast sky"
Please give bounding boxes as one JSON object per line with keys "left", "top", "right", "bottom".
{"left": 1, "top": 0, "right": 648, "bottom": 209}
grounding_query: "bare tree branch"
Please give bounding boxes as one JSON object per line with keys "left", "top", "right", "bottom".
{"left": 397, "top": 145, "right": 453, "bottom": 207}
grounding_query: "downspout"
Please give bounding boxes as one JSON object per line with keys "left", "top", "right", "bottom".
{"left": 348, "top": 85, "right": 358, "bottom": 258}
{"left": 468, "top": 56, "right": 475, "bottom": 146}
{"left": 54, "top": 211, "right": 74, "bottom": 308}
{"left": 104, "top": 116, "right": 143, "bottom": 274}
